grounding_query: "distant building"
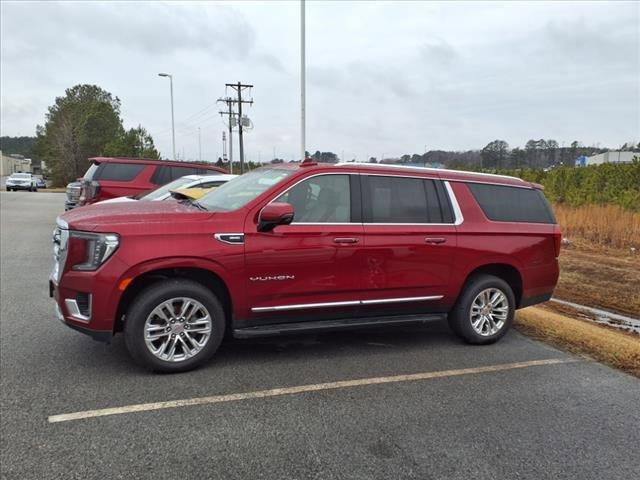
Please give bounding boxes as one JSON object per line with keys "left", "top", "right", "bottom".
{"left": 582, "top": 151, "right": 636, "bottom": 166}
{"left": 0, "top": 150, "right": 32, "bottom": 176}
{"left": 575, "top": 155, "right": 588, "bottom": 167}
{"left": 388, "top": 162, "right": 446, "bottom": 169}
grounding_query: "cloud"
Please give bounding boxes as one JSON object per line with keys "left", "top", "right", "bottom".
{"left": 1, "top": 2, "right": 256, "bottom": 62}
{"left": 420, "top": 39, "right": 457, "bottom": 66}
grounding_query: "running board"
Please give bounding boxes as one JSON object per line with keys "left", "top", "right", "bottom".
{"left": 233, "top": 313, "right": 447, "bottom": 339}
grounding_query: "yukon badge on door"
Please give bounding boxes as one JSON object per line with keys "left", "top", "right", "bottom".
{"left": 250, "top": 275, "right": 296, "bottom": 282}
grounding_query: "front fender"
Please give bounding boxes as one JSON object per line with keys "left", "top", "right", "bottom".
{"left": 111, "top": 255, "right": 246, "bottom": 324}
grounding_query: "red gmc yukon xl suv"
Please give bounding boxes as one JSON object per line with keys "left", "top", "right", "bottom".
{"left": 76, "top": 157, "right": 227, "bottom": 207}
{"left": 51, "top": 161, "right": 561, "bottom": 372}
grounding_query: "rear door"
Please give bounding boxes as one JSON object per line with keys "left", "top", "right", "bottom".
{"left": 360, "top": 174, "right": 457, "bottom": 315}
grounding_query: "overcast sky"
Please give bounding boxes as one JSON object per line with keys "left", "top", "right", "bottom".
{"left": 1, "top": 1, "right": 638, "bottom": 162}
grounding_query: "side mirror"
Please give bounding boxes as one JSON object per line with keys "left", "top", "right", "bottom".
{"left": 258, "top": 202, "right": 294, "bottom": 232}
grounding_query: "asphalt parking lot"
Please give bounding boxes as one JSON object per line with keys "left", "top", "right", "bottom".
{"left": 1, "top": 191, "right": 639, "bottom": 480}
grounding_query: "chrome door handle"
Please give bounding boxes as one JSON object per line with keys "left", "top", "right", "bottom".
{"left": 334, "top": 237, "right": 359, "bottom": 244}
{"left": 425, "top": 237, "right": 446, "bottom": 244}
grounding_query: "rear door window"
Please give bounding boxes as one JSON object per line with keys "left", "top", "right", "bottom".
{"left": 467, "top": 183, "right": 555, "bottom": 223}
{"left": 363, "top": 176, "right": 452, "bottom": 223}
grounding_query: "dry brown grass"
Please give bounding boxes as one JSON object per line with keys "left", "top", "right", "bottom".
{"left": 515, "top": 307, "right": 640, "bottom": 377}
{"left": 553, "top": 204, "right": 640, "bottom": 250}
{"left": 555, "top": 247, "right": 640, "bottom": 317}
{"left": 39, "top": 188, "right": 66, "bottom": 193}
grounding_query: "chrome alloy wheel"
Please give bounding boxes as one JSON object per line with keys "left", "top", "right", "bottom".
{"left": 470, "top": 288, "right": 509, "bottom": 336}
{"left": 144, "top": 297, "right": 212, "bottom": 362}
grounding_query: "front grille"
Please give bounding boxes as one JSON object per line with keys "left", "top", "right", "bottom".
{"left": 66, "top": 185, "right": 81, "bottom": 201}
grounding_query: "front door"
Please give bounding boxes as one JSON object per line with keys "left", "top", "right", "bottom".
{"left": 243, "top": 173, "right": 364, "bottom": 325}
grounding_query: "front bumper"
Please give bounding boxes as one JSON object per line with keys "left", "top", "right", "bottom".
{"left": 6, "top": 184, "right": 32, "bottom": 190}
{"left": 49, "top": 255, "right": 128, "bottom": 343}
{"left": 53, "top": 296, "right": 112, "bottom": 342}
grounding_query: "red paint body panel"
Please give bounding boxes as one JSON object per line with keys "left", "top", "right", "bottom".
{"left": 447, "top": 181, "right": 559, "bottom": 302}
{"left": 51, "top": 163, "right": 560, "bottom": 339}
{"left": 360, "top": 224, "right": 457, "bottom": 313}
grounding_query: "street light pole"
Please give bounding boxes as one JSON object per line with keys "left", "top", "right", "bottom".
{"left": 300, "top": 0, "right": 306, "bottom": 161}
{"left": 158, "top": 73, "right": 176, "bottom": 160}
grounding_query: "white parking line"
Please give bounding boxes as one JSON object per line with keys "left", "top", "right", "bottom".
{"left": 48, "top": 358, "right": 577, "bottom": 424}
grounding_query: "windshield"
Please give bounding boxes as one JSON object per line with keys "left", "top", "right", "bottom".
{"left": 197, "top": 168, "right": 293, "bottom": 212}
{"left": 12, "top": 173, "right": 31, "bottom": 179}
{"left": 83, "top": 163, "right": 99, "bottom": 181}
{"left": 139, "top": 177, "right": 195, "bottom": 201}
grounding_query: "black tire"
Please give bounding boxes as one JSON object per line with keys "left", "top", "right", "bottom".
{"left": 124, "top": 279, "right": 226, "bottom": 373}
{"left": 448, "top": 274, "right": 515, "bottom": 345}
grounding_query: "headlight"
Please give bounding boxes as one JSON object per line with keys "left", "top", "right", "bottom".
{"left": 68, "top": 231, "right": 119, "bottom": 271}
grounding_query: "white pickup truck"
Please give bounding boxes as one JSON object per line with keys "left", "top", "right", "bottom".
{"left": 5, "top": 173, "right": 38, "bottom": 192}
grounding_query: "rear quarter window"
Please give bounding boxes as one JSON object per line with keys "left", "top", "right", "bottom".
{"left": 467, "top": 183, "right": 556, "bottom": 224}
{"left": 93, "top": 163, "right": 146, "bottom": 182}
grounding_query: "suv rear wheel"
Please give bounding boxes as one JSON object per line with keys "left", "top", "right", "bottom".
{"left": 124, "top": 279, "right": 225, "bottom": 372}
{"left": 448, "top": 274, "right": 515, "bottom": 344}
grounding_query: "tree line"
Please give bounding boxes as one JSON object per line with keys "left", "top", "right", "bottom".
{"left": 23, "top": 84, "right": 160, "bottom": 186}
{"left": 467, "top": 160, "right": 640, "bottom": 211}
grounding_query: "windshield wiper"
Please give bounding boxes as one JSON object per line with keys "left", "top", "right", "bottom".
{"left": 180, "top": 198, "right": 208, "bottom": 211}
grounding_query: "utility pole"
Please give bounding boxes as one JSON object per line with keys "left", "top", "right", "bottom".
{"left": 222, "top": 131, "right": 227, "bottom": 164}
{"left": 218, "top": 97, "right": 236, "bottom": 173}
{"left": 300, "top": 0, "right": 306, "bottom": 160}
{"left": 198, "top": 127, "right": 202, "bottom": 162}
{"left": 225, "top": 82, "right": 253, "bottom": 173}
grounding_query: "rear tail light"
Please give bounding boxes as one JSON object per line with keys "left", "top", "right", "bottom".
{"left": 553, "top": 224, "right": 562, "bottom": 257}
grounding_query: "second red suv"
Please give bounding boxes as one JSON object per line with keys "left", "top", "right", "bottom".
{"left": 51, "top": 162, "right": 561, "bottom": 372}
{"left": 77, "top": 157, "right": 227, "bottom": 207}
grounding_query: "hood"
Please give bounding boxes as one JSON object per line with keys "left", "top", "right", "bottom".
{"left": 60, "top": 199, "right": 211, "bottom": 231}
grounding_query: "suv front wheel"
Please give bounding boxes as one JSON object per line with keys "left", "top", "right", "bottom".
{"left": 448, "top": 274, "right": 515, "bottom": 344}
{"left": 124, "top": 279, "right": 225, "bottom": 372}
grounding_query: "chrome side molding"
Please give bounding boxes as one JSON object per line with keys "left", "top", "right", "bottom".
{"left": 251, "top": 295, "right": 443, "bottom": 313}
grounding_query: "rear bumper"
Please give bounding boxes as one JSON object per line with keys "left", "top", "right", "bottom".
{"left": 518, "top": 292, "right": 553, "bottom": 309}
